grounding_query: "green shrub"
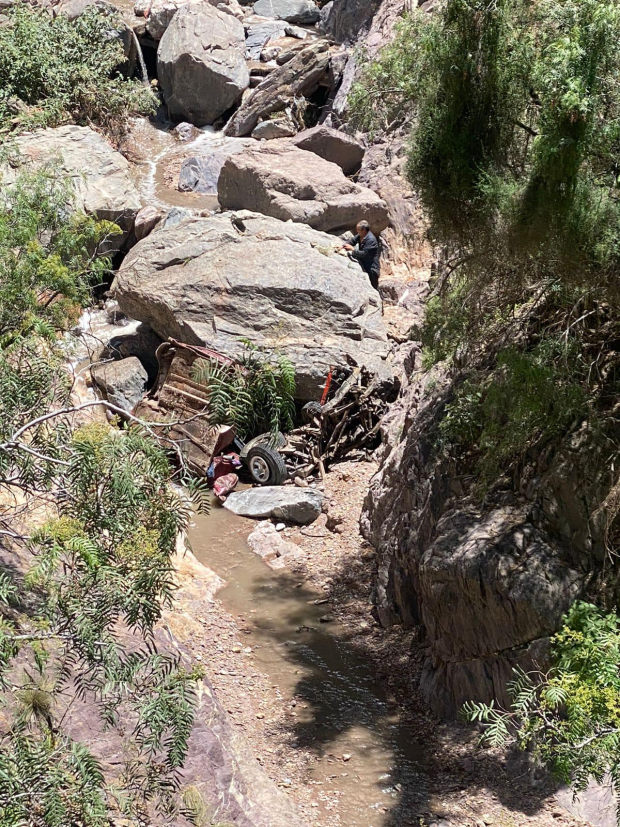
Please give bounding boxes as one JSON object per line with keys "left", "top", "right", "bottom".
{"left": 465, "top": 602, "right": 620, "bottom": 824}
{"left": 438, "top": 339, "right": 586, "bottom": 484}
{"left": 0, "top": 164, "right": 117, "bottom": 343}
{"left": 0, "top": 2, "right": 155, "bottom": 139}
{"left": 192, "top": 342, "right": 296, "bottom": 438}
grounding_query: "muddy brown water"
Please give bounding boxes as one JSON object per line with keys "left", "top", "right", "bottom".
{"left": 188, "top": 501, "right": 427, "bottom": 827}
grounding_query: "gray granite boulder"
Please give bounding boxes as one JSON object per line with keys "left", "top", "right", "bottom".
{"left": 291, "top": 124, "right": 364, "bottom": 175}
{"left": 158, "top": 4, "right": 249, "bottom": 126}
{"left": 218, "top": 142, "right": 389, "bottom": 233}
{"left": 251, "top": 117, "right": 296, "bottom": 139}
{"left": 112, "top": 210, "right": 391, "bottom": 400}
{"left": 253, "top": 0, "right": 319, "bottom": 24}
{"left": 225, "top": 487, "right": 323, "bottom": 523}
{"left": 4, "top": 126, "right": 142, "bottom": 246}
{"left": 91, "top": 357, "right": 148, "bottom": 412}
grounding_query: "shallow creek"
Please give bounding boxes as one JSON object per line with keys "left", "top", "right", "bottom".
{"left": 123, "top": 117, "right": 244, "bottom": 212}
{"left": 188, "top": 501, "right": 426, "bottom": 827}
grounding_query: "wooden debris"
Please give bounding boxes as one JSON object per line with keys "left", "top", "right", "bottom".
{"left": 283, "top": 367, "right": 392, "bottom": 479}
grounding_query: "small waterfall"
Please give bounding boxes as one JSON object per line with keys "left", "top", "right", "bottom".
{"left": 132, "top": 30, "right": 150, "bottom": 86}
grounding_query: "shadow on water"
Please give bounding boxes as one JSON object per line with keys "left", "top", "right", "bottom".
{"left": 188, "top": 502, "right": 568, "bottom": 827}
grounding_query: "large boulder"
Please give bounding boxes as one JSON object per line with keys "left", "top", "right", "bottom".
{"left": 91, "top": 357, "right": 148, "bottom": 412}
{"left": 291, "top": 124, "right": 364, "bottom": 175}
{"left": 224, "top": 40, "right": 330, "bottom": 136}
{"left": 137, "top": 0, "right": 244, "bottom": 40}
{"left": 112, "top": 210, "right": 391, "bottom": 400}
{"left": 252, "top": 0, "right": 319, "bottom": 24}
{"left": 320, "top": 0, "right": 382, "bottom": 43}
{"left": 4, "top": 126, "right": 142, "bottom": 244}
{"left": 157, "top": 4, "right": 249, "bottom": 126}
{"left": 218, "top": 143, "right": 389, "bottom": 233}
{"left": 225, "top": 487, "right": 324, "bottom": 524}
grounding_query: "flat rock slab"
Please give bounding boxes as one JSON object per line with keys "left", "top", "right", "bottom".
{"left": 225, "top": 487, "right": 324, "bottom": 523}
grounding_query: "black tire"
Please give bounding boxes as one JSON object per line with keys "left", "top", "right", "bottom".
{"left": 302, "top": 401, "right": 323, "bottom": 423}
{"left": 240, "top": 431, "right": 286, "bottom": 458}
{"left": 246, "top": 444, "right": 288, "bottom": 486}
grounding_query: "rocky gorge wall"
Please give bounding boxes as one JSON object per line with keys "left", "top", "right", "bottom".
{"left": 361, "top": 339, "right": 620, "bottom": 717}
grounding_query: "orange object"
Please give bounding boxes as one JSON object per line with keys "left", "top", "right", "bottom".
{"left": 321, "top": 367, "right": 333, "bottom": 406}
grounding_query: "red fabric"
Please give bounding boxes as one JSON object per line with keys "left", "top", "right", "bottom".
{"left": 214, "top": 473, "right": 238, "bottom": 500}
{"left": 210, "top": 454, "right": 241, "bottom": 484}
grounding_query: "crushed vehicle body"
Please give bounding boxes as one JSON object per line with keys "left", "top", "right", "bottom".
{"left": 133, "top": 338, "right": 288, "bottom": 485}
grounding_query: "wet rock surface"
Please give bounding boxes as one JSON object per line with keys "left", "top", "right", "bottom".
{"left": 224, "top": 486, "right": 324, "bottom": 523}
{"left": 157, "top": 4, "right": 249, "bottom": 126}
{"left": 218, "top": 142, "right": 389, "bottom": 232}
{"left": 112, "top": 210, "right": 391, "bottom": 400}
{"left": 176, "top": 137, "right": 253, "bottom": 193}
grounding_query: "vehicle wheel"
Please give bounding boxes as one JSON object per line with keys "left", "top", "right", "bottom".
{"left": 241, "top": 431, "right": 286, "bottom": 458}
{"left": 302, "top": 401, "right": 323, "bottom": 423}
{"left": 246, "top": 444, "right": 288, "bottom": 486}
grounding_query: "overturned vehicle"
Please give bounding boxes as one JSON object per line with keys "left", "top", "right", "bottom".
{"left": 133, "top": 338, "right": 397, "bottom": 487}
{"left": 133, "top": 339, "right": 288, "bottom": 486}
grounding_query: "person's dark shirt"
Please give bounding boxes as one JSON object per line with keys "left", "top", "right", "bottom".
{"left": 351, "top": 231, "right": 381, "bottom": 278}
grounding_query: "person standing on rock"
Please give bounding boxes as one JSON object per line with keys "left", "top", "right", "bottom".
{"left": 342, "top": 220, "right": 381, "bottom": 291}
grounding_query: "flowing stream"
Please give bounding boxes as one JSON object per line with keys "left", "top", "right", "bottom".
{"left": 188, "top": 503, "right": 427, "bottom": 827}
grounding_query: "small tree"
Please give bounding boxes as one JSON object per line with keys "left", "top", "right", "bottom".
{"left": 465, "top": 602, "right": 620, "bottom": 823}
{"left": 0, "top": 168, "right": 203, "bottom": 825}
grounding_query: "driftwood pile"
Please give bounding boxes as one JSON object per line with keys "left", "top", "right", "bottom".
{"left": 280, "top": 367, "right": 392, "bottom": 480}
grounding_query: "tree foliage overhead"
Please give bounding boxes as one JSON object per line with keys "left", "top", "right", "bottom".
{"left": 0, "top": 168, "right": 202, "bottom": 825}
{"left": 0, "top": 2, "right": 155, "bottom": 139}
{"left": 351, "top": 0, "right": 620, "bottom": 310}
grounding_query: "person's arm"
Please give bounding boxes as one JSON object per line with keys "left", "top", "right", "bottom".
{"left": 351, "top": 234, "right": 378, "bottom": 267}
{"left": 342, "top": 234, "right": 360, "bottom": 252}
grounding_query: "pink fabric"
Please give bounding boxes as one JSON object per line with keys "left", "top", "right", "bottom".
{"left": 213, "top": 473, "right": 238, "bottom": 500}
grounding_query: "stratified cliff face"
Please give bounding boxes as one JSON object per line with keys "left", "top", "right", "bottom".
{"left": 361, "top": 361, "right": 616, "bottom": 717}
